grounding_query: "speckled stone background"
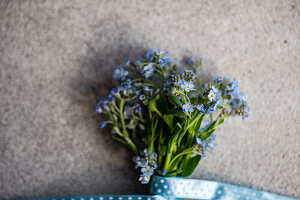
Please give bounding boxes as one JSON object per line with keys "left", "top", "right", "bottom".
{"left": 0, "top": 0, "right": 299, "bottom": 200}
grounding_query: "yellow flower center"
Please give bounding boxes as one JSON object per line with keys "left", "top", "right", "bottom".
{"left": 186, "top": 86, "right": 190, "bottom": 89}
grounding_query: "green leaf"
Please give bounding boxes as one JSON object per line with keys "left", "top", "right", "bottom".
{"left": 187, "top": 113, "right": 203, "bottom": 132}
{"left": 177, "top": 120, "right": 187, "bottom": 146}
{"left": 167, "top": 95, "right": 182, "bottom": 107}
{"left": 217, "top": 116, "right": 225, "bottom": 126}
{"left": 167, "top": 123, "right": 182, "bottom": 152}
{"left": 181, "top": 155, "right": 201, "bottom": 177}
{"left": 166, "top": 169, "right": 182, "bottom": 177}
{"left": 167, "top": 107, "right": 187, "bottom": 118}
{"left": 163, "top": 114, "right": 173, "bottom": 128}
{"left": 193, "top": 114, "right": 204, "bottom": 132}
{"left": 199, "top": 128, "right": 215, "bottom": 140}
{"left": 169, "top": 156, "right": 182, "bottom": 170}
{"left": 149, "top": 94, "right": 162, "bottom": 117}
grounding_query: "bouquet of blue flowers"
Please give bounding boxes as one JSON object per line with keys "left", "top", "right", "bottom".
{"left": 95, "top": 50, "right": 249, "bottom": 184}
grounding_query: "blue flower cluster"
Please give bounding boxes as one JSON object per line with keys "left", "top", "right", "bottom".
{"left": 95, "top": 49, "right": 249, "bottom": 183}
{"left": 133, "top": 149, "right": 158, "bottom": 184}
{"left": 196, "top": 134, "right": 217, "bottom": 157}
{"left": 215, "top": 77, "right": 250, "bottom": 119}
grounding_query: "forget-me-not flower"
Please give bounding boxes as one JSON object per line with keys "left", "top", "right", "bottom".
{"left": 180, "top": 80, "right": 195, "bottom": 92}
{"left": 100, "top": 122, "right": 106, "bottom": 128}
{"left": 196, "top": 104, "right": 206, "bottom": 113}
{"left": 113, "top": 68, "right": 129, "bottom": 81}
{"left": 182, "top": 102, "right": 194, "bottom": 113}
{"left": 141, "top": 165, "right": 154, "bottom": 176}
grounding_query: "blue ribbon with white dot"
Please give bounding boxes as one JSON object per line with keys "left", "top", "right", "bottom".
{"left": 32, "top": 176, "right": 298, "bottom": 200}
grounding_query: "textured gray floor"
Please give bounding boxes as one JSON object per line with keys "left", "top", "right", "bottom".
{"left": 0, "top": 1, "right": 299, "bottom": 199}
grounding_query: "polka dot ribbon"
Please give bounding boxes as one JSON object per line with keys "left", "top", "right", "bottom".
{"left": 32, "top": 176, "right": 298, "bottom": 200}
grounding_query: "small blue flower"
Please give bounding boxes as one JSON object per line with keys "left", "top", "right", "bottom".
{"left": 143, "top": 67, "right": 154, "bottom": 78}
{"left": 141, "top": 165, "right": 154, "bottom": 176}
{"left": 196, "top": 104, "right": 206, "bottom": 113}
{"left": 110, "top": 87, "right": 122, "bottom": 96}
{"left": 208, "top": 90, "right": 217, "bottom": 102}
{"left": 123, "top": 89, "right": 129, "bottom": 96}
{"left": 153, "top": 163, "right": 158, "bottom": 169}
{"left": 135, "top": 57, "right": 145, "bottom": 70}
{"left": 158, "top": 58, "right": 167, "bottom": 66}
{"left": 196, "top": 134, "right": 217, "bottom": 157}
{"left": 174, "top": 79, "right": 183, "bottom": 86}
{"left": 102, "top": 104, "right": 108, "bottom": 110}
{"left": 139, "top": 95, "right": 146, "bottom": 101}
{"left": 137, "top": 158, "right": 148, "bottom": 167}
{"left": 113, "top": 68, "right": 129, "bottom": 81}
{"left": 95, "top": 106, "right": 102, "bottom": 114}
{"left": 121, "top": 79, "right": 132, "bottom": 88}
{"left": 139, "top": 175, "right": 150, "bottom": 184}
{"left": 149, "top": 152, "right": 157, "bottom": 160}
{"left": 162, "top": 169, "right": 167, "bottom": 176}
{"left": 107, "top": 95, "right": 115, "bottom": 102}
{"left": 144, "top": 63, "right": 155, "bottom": 71}
{"left": 145, "top": 50, "right": 154, "bottom": 61}
{"left": 214, "top": 77, "right": 222, "bottom": 83}
{"left": 100, "top": 122, "right": 106, "bottom": 128}
{"left": 180, "top": 80, "right": 195, "bottom": 92}
{"left": 182, "top": 102, "right": 194, "bottom": 113}
{"left": 208, "top": 86, "right": 220, "bottom": 102}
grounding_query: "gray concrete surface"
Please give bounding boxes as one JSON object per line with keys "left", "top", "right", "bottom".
{"left": 0, "top": 0, "right": 299, "bottom": 199}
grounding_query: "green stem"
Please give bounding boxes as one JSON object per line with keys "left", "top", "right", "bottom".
{"left": 169, "top": 147, "right": 194, "bottom": 168}
{"left": 119, "top": 99, "right": 138, "bottom": 154}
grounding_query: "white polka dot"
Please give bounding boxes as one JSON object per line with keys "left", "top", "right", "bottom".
{"left": 167, "top": 191, "right": 171, "bottom": 194}
{"left": 71, "top": 199, "right": 75, "bottom": 200}
{"left": 81, "top": 198, "right": 85, "bottom": 200}
{"left": 90, "top": 198, "right": 94, "bottom": 200}
{"left": 217, "top": 190, "right": 222, "bottom": 194}
{"left": 100, "top": 198, "right": 104, "bottom": 200}
{"left": 154, "top": 183, "right": 158, "bottom": 187}
{"left": 160, "top": 179, "right": 165, "bottom": 183}
{"left": 224, "top": 187, "right": 228, "bottom": 191}
{"left": 119, "top": 198, "right": 123, "bottom": 200}
{"left": 138, "top": 197, "right": 142, "bottom": 200}
{"left": 163, "top": 185, "right": 168, "bottom": 189}
{"left": 147, "top": 198, "right": 151, "bottom": 200}
{"left": 157, "top": 189, "right": 162, "bottom": 193}
{"left": 253, "top": 193, "right": 256, "bottom": 196}
{"left": 128, "top": 197, "right": 132, "bottom": 200}
{"left": 243, "top": 190, "right": 247, "bottom": 194}
{"left": 246, "top": 197, "right": 250, "bottom": 200}
{"left": 109, "top": 197, "right": 113, "bottom": 200}
{"left": 237, "top": 194, "right": 240, "bottom": 198}
{"left": 233, "top": 188, "right": 237, "bottom": 192}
